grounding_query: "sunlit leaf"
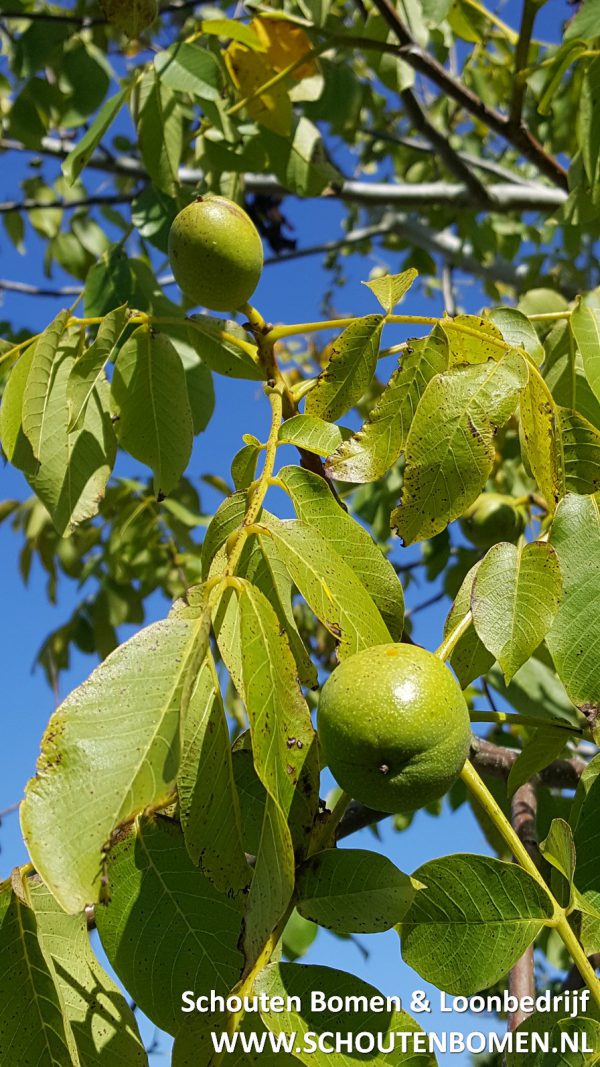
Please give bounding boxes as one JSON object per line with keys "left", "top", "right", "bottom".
{"left": 306, "top": 315, "right": 384, "bottom": 422}
{"left": 393, "top": 353, "right": 528, "bottom": 545}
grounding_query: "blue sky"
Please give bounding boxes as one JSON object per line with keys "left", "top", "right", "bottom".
{"left": 0, "top": 0, "right": 573, "bottom": 1060}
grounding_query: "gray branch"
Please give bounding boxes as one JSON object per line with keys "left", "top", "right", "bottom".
{"left": 0, "top": 136, "right": 568, "bottom": 213}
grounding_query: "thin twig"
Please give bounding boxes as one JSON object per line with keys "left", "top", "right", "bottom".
{"left": 0, "top": 192, "right": 139, "bottom": 215}
{"left": 398, "top": 86, "right": 491, "bottom": 205}
{"left": 0, "top": 801, "right": 20, "bottom": 820}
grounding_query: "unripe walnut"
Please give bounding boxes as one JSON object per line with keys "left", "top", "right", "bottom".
{"left": 318, "top": 643, "right": 471, "bottom": 813}
{"left": 168, "top": 196, "right": 264, "bottom": 312}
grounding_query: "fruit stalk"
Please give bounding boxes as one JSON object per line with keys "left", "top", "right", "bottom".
{"left": 460, "top": 759, "right": 600, "bottom": 1010}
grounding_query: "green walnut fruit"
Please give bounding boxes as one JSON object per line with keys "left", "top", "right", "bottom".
{"left": 459, "top": 492, "right": 526, "bottom": 548}
{"left": 168, "top": 196, "right": 263, "bottom": 312}
{"left": 317, "top": 643, "right": 471, "bottom": 814}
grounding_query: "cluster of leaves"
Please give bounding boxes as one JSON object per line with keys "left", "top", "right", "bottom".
{"left": 1, "top": 0, "right": 600, "bottom": 304}
{"left": 2, "top": 260, "right": 600, "bottom": 1061}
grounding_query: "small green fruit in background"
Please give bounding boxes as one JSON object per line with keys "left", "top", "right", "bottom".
{"left": 317, "top": 643, "right": 471, "bottom": 813}
{"left": 101, "top": 0, "right": 157, "bottom": 38}
{"left": 460, "top": 492, "right": 526, "bottom": 548}
{"left": 168, "top": 196, "right": 264, "bottom": 312}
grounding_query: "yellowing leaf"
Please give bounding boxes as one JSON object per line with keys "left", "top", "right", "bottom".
{"left": 251, "top": 18, "right": 318, "bottom": 80}
{"left": 225, "top": 43, "right": 292, "bottom": 136}
{"left": 362, "top": 268, "right": 418, "bottom": 314}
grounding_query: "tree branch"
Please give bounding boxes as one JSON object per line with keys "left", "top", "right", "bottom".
{"left": 0, "top": 138, "right": 567, "bottom": 212}
{"left": 508, "top": 783, "right": 538, "bottom": 1031}
{"left": 358, "top": 1, "right": 568, "bottom": 189}
{"left": 0, "top": 192, "right": 138, "bottom": 215}
{"left": 0, "top": 211, "right": 535, "bottom": 300}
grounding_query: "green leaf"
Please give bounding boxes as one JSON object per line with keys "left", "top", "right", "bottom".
{"left": 400, "top": 854, "right": 554, "bottom": 994}
{"left": 578, "top": 58, "right": 600, "bottom": 188}
{"left": 22, "top": 308, "right": 70, "bottom": 458}
{"left": 440, "top": 314, "right": 511, "bottom": 365}
{"left": 160, "top": 323, "right": 215, "bottom": 434}
{"left": 178, "top": 652, "right": 251, "bottom": 893}
{"left": 201, "top": 18, "right": 265, "bottom": 48}
{"left": 237, "top": 581, "right": 319, "bottom": 961}
{"left": 96, "top": 817, "right": 244, "bottom": 1036}
{"left": 305, "top": 314, "right": 384, "bottom": 422}
{"left": 201, "top": 491, "right": 247, "bottom": 579}
{"left": 21, "top": 611, "right": 207, "bottom": 912}
{"left": 27, "top": 879, "right": 147, "bottom": 1064}
{"left": 255, "top": 962, "right": 434, "bottom": 1067}
{"left": 507, "top": 1010, "right": 600, "bottom": 1067}
{"left": 238, "top": 533, "right": 317, "bottom": 688}
{"left": 519, "top": 364, "right": 564, "bottom": 511}
{"left": 564, "top": 0, "right": 600, "bottom": 42}
{"left": 67, "top": 304, "right": 129, "bottom": 431}
{"left": 278, "top": 413, "right": 350, "bottom": 457}
{"left": 278, "top": 465, "right": 404, "bottom": 639}
{"left": 231, "top": 442, "right": 261, "bottom": 489}
{"left": 572, "top": 756, "right": 600, "bottom": 905}
{"left": 296, "top": 848, "right": 415, "bottom": 933}
{"left": 186, "top": 315, "right": 263, "bottom": 380}
{"left": 326, "top": 331, "right": 448, "bottom": 483}
{"left": 488, "top": 657, "right": 582, "bottom": 729}
{"left": 135, "top": 70, "right": 182, "bottom": 196}
{"left": 540, "top": 817, "right": 576, "bottom": 893}
{"left": 559, "top": 406, "right": 600, "bottom": 494}
{"left": 260, "top": 518, "right": 391, "bottom": 656}
{"left": 154, "top": 43, "right": 222, "bottom": 100}
{"left": 547, "top": 493, "right": 600, "bottom": 710}
{"left": 282, "top": 909, "right": 318, "bottom": 961}
{"left": 570, "top": 295, "right": 600, "bottom": 405}
{"left": 488, "top": 307, "right": 545, "bottom": 365}
{"left": 238, "top": 581, "right": 319, "bottom": 846}
{"left": 0, "top": 342, "right": 38, "bottom": 473}
{"left": 507, "top": 728, "right": 568, "bottom": 798}
{"left": 111, "top": 325, "right": 194, "bottom": 496}
{"left": 362, "top": 268, "right": 418, "bottom": 313}
{"left": 0, "top": 875, "right": 76, "bottom": 1066}
{"left": 444, "top": 561, "right": 494, "bottom": 687}
{"left": 62, "top": 85, "right": 131, "bottom": 184}
{"left": 393, "top": 352, "right": 528, "bottom": 545}
{"left": 27, "top": 337, "right": 117, "bottom": 537}
{"left": 471, "top": 541, "right": 562, "bottom": 683}
{"left": 262, "top": 117, "right": 341, "bottom": 196}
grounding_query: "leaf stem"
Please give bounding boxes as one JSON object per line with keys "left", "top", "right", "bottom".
{"left": 470, "top": 710, "right": 583, "bottom": 735}
{"left": 460, "top": 760, "right": 600, "bottom": 1010}
{"left": 435, "top": 611, "right": 472, "bottom": 662}
{"left": 265, "top": 313, "right": 439, "bottom": 342}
